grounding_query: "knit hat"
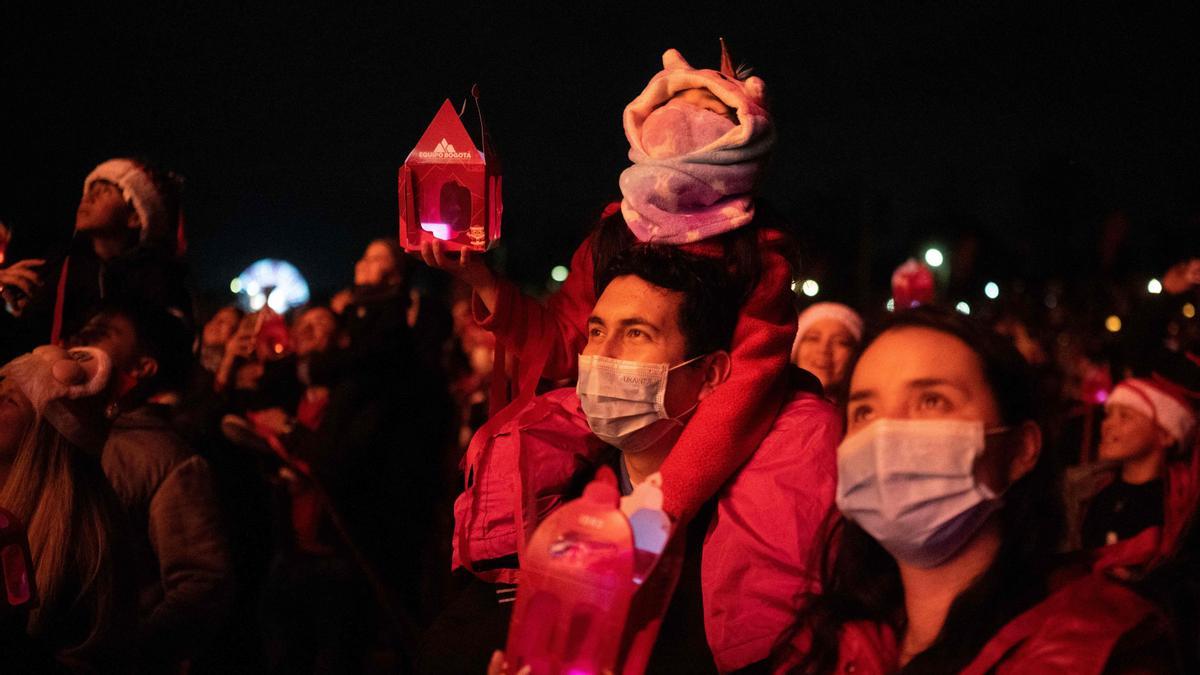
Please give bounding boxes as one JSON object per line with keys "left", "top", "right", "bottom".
{"left": 1107, "top": 377, "right": 1197, "bottom": 446}
{"left": 791, "top": 302, "right": 864, "bottom": 361}
{"left": 619, "top": 46, "right": 775, "bottom": 244}
{"left": 0, "top": 345, "right": 113, "bottom": 452}
{"left": 82, "top": 158, "right": 170, "bottom": 245}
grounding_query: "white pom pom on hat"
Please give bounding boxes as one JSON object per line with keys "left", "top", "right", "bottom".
{"left": 0, "top": 345, "right": 113, "bottom": 452}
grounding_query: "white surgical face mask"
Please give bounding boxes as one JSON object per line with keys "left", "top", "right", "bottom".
{"left": 835, "top": 418, "right": 1009, "bottom": 568}
{"left": 576, "top": 353, "right": 704, "bottom": 454}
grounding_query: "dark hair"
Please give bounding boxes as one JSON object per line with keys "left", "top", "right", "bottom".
{"left": 589, "top": 203, "right": 780, "bottom": 310}
{"left": 91, "top": 302, "right": 194, "bottom": 394}
{"left": 777, "top": 306, "right": 1061, "bottom": 674}
{"left": 368, "top": 237, "right": 409, "bottom": 285}
{"left": 595, "top": 245, "right": 740, "bottom": 358}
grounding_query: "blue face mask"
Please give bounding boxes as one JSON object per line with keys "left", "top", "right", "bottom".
{"left": 835, "top": 418, "right": 1009, "bottom": 568}
{"left": 576, "top": 353, "right": 704, "bottom": 454}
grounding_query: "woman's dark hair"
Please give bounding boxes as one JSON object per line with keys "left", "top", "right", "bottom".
{"left": 776, "top": 306, "right": 1062, "bottom": 674}
{"left": 368, "top": 237, "right": 410, "bottom": 285}
{"left": 589, "top": 201, "right": 785, "bottom": 309}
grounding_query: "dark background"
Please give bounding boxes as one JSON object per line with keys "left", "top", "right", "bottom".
{"left": 2, "top": 2, "right": 1198, "bottom": 313}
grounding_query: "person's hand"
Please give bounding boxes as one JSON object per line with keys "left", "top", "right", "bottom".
{"left": 1162, "top": 258, "right": 1200, "bottom": 295}
{"left": 486, "top": 651, "right": 529, "bottom": 675}
{"left": 225, "top": 328, "right": 256, "bottom": 362}
{"left": 215, "top": 328, "right": 256, "bottom": 392}
{"left": 417, "top": 240, "right": 500, "bottom": 313}
{"left": 0, "top": 259, "right": 45, "bottom": 316}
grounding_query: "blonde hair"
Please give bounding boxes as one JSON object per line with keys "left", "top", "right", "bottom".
{"left": 0, "top": 414, "right": 126, "bottom": 660}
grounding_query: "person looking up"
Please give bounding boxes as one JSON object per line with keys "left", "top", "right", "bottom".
{"left": 71, "top": 304, "right": 231, "bottom": 672}
{"left": 772, "top": 307, "right": 1171, "bottom": 674}
{"left": 0, "top": 158, "right": 191, "bottom": 358}
{"left": 0, "top": 345, "right": 134, "bottom": 672}
{"left": 198, "top": 306, "right": 243, "bottom": 375}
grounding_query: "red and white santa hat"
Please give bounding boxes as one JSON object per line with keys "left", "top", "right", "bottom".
{"left": 0, "top": 345, "right": 113, "bottom": 452}
{"left": 1107, "top": 377, "right": 1197, "bottom": 446}
{"left": 791, "top": 302, "right": 864, "bottom": 361}
{"left": 83, "top": 158, "right": 170, "bottom": 245}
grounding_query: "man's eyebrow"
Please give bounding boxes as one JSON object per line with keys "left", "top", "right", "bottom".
{"left": 617, "top": 317, "right": 661, "bottom": 331}
{"left": 586, "top": 316, "right": 604, "bottom": 326}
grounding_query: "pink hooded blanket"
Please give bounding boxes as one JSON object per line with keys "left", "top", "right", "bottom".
{"left": 619, "top": 49, "right": 775, "bottom": 244}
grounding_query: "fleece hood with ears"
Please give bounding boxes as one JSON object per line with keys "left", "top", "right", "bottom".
{"left": 619, "top": 48, "right": 776, "bottom": 245}
{"left": 0, "top": 345, "right": 113, "bottom": 452}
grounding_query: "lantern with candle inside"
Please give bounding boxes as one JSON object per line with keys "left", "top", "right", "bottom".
{"left": 398, "top": 97, "right": 502, "bottom": 252}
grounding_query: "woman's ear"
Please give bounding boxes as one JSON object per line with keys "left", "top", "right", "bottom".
{"left": 1006, "top": 420, "right": 1043, "bottom": 483}
{"left": 697, "top": 351, "right": 732, "bottom": 401}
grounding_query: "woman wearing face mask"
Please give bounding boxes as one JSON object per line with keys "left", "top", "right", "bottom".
{"left": 771, "top": 307, "right": 1172, "bottom": 674}
{"left": 421, "top": 45, "right": 796, "bottom": 529}
{"left": 790, "top": 302, "right": 862, "bottom": 404}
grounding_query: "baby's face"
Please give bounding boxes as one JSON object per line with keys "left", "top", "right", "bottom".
{"left": 670, "top": 88, "right": 737, "bottom": 123}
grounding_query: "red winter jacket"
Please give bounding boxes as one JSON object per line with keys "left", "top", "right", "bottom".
{"left": 1088, "top": 437, "right": 1200, "bottom": 575}
{"left": 776, "top": 573, "right": 1166, "bottom": 674}
{"left": 472, "top": 225, "right": 796, "bottom": 523}
{"left": 452, "top": 387, "right": 840, "bottom": 671}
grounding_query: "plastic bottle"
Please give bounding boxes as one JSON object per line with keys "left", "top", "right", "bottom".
{"left": 505, "top": 472, "right": 635, "bottom": 675}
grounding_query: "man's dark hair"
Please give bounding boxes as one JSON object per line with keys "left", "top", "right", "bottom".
{"left": 88, "top": 302, "right": 194, "bottom": 393}
{"left": 595, "top": 245, "right": 739, "bottom": 358}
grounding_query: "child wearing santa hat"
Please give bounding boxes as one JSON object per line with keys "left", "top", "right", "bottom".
{"left": 0, "top": 158, "right": 190, "bottom": 357}
{"left": 1083, "top": 355, "right": 1200, "bottom": 572}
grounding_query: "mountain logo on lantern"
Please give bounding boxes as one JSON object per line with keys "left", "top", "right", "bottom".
{"left": 417, "top": 137, "right": 472, "bottom": 160}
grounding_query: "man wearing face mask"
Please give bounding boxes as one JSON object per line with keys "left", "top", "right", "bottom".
{"left": 425, "top": 246, "right": 840, "bottom": 674}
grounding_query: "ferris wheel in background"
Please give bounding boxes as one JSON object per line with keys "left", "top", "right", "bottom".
{"left": 230, "top": 258, "right": 310, "bottom": 313}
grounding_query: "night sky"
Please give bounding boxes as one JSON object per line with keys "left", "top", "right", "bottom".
{"left": 3, "top": 3, "right": 1198, "bottom": 309}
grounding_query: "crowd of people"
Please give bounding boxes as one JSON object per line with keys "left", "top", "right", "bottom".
{"left": 1, "top": 44, "right": 1199, "bottom": 674}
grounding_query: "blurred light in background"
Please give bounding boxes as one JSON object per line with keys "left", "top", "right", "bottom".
{"left": 955, "top": 301, "right": 971, "bottom": 315}
{"left": 1105, "top": 315, "right": 1122, "bottom": 333}
{"left": 801, "top": 279, "right": 819, "bottom": 297}
{"left": 924, "top": 248, "right": 944, "bottom": 268}
{"left": 984, "top": 282, "right": 999, "bottom": 300}
{"left": 233, "top": 259, "right": 310, "bottom": 313}
{"left": 550, "top": 265, "right": 569, "bottom": 283}
{"left": 1147, "top": 278, "right": 1163, "bottom": 294}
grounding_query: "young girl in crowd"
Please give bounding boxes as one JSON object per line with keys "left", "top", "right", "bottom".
{"left": 772, "top": 307, "right": 1171, "bottom": 674}
{"left": 421, "top": 46, "right": 795, "bottom": 529}
{"left": 791, "top": 302, "right": 863, "bottom": 404}
{"left": 0, "top": 345, "right": 133, "bottom": 672}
